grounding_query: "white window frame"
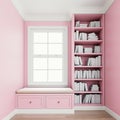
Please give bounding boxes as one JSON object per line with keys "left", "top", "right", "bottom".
{"left": 28, "top": 26, "right": 68, "bottom": 87}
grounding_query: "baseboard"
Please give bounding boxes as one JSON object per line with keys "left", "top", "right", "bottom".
{"left": 16, "top": 109, "right": 74, "bottom": 114}
{"left": 2, "top": 110, "right": 17, "bottom": 120}
{"left": 3, "top": 107, "right": 120, "bottom": 120}
{"left": 2, "top": 109, "right": 74, "bottom": 120}
{"left": 105, "top": 107, "right": 120, "bottom": 120}
{"left": 74, "top": 106, "right": 105, "bottom": 110}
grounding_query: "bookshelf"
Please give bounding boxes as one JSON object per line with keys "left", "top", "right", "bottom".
{"left": 72, "top": 14, "right": 104, "bottom": 106}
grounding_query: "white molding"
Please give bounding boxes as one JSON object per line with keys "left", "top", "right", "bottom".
{"left": 105, "top": 107, "right": 120, "bottom": 120}
{"left": 11, "top": 0, "right": 114, "bottom": 21}
{"left": 16, "top": 109, "right": 74, "bottom": 114}
{"left": 2, "top": 110, "right": 17, "bottom": 120}
{"left": 3, "top": 107, "right": 120, "bottom": 120}
{"left": 101, "top": 0, "right": 114, "bottom": 13}
{"left": 2, "top": 109, "right": 74, "bottom": 120}
{"left": 74, "top": 106, "right": 105, "bottom": 111}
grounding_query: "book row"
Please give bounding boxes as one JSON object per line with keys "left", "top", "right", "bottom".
{"left": 74, "top": 94, "right": 101, "bottom": 104}
{"left": 74, "top": 32, "right": 99, "bottom": 40}
{"left": 74, "top": 82, "right": 100, "bottom": 91}
{"left": 75, "top": 21, "right": 100, "bottom": 27}
{"left": 75, "top": 45, "right": 101, "bottom": 53}
{"left": 74, "top": 70, "right": 101, "bottom": 79}
{"left": 74, "top": 56, "right": 101, "bottom": 66}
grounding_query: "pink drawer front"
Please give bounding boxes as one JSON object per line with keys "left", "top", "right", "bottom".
{"left": 46, "top": 95, "right": 72, "bottom": 109}
{"left": 18, "top": 96, "right": 43, "bottom": 109}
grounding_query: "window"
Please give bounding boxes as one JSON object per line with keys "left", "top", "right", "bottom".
{"left": 28, "top": 26, "right": 68, "bottom": 87}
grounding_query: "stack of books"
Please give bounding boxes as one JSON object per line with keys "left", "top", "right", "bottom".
{"left": 89, "top": 21, "right": 100, "bottom": 27}
{"left": 83, "top": 94, "right": 101, "bottom": 104}
{"left": 91, "top": 84, "right": 99, "bottom": 91}
{"left": 74, "top": 31, "right": 87, "bottom": 40}
{"left": 94, "top": 46, "right": 101, "bottom": 53}
{"left": 74, "top": 70, "right": 100, "bottom": 79}
{"left": 88, "top": 33, "right": 98, "bottom": 40}
{"left": 84, "top": 47, "right": 93, "bottom": 53}
{"left": 75, "top": 21, "right": 88, "bottom": 28}
{"left": 75, "top": 32, "right": 99, "bottom": 40}
{"left": 87, "top": 56, "right": 101, "bottom": 66}
{"left": 74, "top": 56, "right": 83, "bottom": 66}
{"left": 74, "top": 82, "right": 88, "bottom": 91}
{"left": 75, "top": 45, "right": 83, "bottom": 53}
{"left": 74, "top": 94, "right": 82, "bottom": 104}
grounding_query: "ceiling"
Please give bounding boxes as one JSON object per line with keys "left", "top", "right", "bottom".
{"left": 11, "top": 0, "right": 114, "bottom": 21}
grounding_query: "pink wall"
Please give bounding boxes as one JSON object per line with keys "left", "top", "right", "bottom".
{"left": 0, "top": 0, "right": 24, "bottom": 119}
{"left": 105, "top": 0, "right": 120, "bottom": 115}
{"left": 24, "top": 21, "right": 72, "bottom": 88}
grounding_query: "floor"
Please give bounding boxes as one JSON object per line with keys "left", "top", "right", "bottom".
{"left": 11, "top": 110, "right": 115, "bottom": 120}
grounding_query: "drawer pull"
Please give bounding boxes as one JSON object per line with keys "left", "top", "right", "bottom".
{"left": 29, "top": 101, "right": 32, "bottom": 104}
{"left": 57, "top": 101, "right": 60, "bottom": 104}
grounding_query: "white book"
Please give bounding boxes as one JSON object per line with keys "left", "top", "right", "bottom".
{"left": 79, "top": 56, "right": 83, "bottom": 66}
{"left": 88, "top": 70, "right": 92, "bottom": 79}
{"left": 76, "top": 31, "right": 79, "bottom": 40}
{"left": 74, "top": 70, "right": 78, "bottom": 79}
{"left": 79, "top": 94, "right": 82, "bottom": 104}
{"left": 94, "top": 46, "right": 101, "bottom": 53}
{"left": 83, "top": 70, "right": 87, "bottom": 79}
{"left": 84, "top": 83, "right": 88, "bottom": 91}
{"left": 78, "top": 45, "right": 83, "bottom": 53}
{"left": 75, "top": 94, "right": 80, "bottom": 104}
{"left": 76, "top": 21, "right": 80, "bottom": 27}
{"left": 78, "top": 70, "right": 82, "bottom": 79}
{"left": 74, "top": 82, "right": 78, "bottom": 91}
{"left": 97, "top": 70, "right": 100, "bottom": 79}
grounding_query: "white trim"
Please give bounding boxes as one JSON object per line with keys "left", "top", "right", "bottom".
{"left": 28, "top": 26, "right": 68, "bottom": 87}
{"left": 3, "top": 107, "right": 120, "bottom": 120}
{"left": 11, "top": 0, "right": 114, "bottom": 21}
{"left": 74, "top": 106, "right": 105, "bottom": 111}
{"left": 2, "top": 110, "right": 17, "bottom": 120}
{"left": 101, "top": 0, "right": 114, "bottom": 13}
{"left": 105, "top": 107, "right": 120, "bottom": 120}
{"left": 16, "top": 109, "right": 74, "bottom": 114}
{"left": 2, "top": 109, "right": 74, "bottom": 120}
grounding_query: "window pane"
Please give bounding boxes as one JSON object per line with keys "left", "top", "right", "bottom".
{"left": 33, "top": 44, "right": 47, "bottom": 55}
{"left": 33, "top": 32, "right": 47, "bottom": 43}
{"left": 33, "top": 70, "right": 47, "bottom": 82}
{"left": 48, "top": 58, "right": 62, "bottom": 69}
{"left": 33, "top": 58, "right": 47, "bottom": 69}
{"left": 48, "top": 70, "right": 62, "bottom": 82}
{"left": 48, "top": 32, "right": 63, "bottom": 43}
{"left": 48, "top": 44, "right": 63, "bottom": 55}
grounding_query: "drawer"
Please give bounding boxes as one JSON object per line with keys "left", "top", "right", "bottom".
{"left": 17, "top": 96, "right": 43, "bottom": 109}
{"left": 46, "top": 95, "right": 72, "bottom": 109}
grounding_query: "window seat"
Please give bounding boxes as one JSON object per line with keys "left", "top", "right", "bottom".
{"left": 16, "top": 87, "right": 74, "bottom": 94}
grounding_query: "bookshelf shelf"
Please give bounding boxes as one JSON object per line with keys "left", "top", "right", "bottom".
{"left": 74, "top": 27, "right": 102, "bottom": 32}
{"left": 74, "top": 53, "right": 102, "bottom": 56}
{"left": 72, "top": 14, "right": 104, "bottom": 106}
{"left": 74, "top": 103, "right": 102, "bottom": 106}
{"left": 74, "top": 79, "right": 102, "bottom": 81}
{"left": 74, "top": 66, "right": 103, "bottom": 68}
{"left": 74, "top": 91, "right": 102, "bottom": 94}
{"left": 74, "top": 40, "right": 103, "bottom": 44}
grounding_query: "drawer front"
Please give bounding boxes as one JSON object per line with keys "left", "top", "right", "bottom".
{"left": 18, "top": 96, "right": 43, "bottom": 109}
{"left": 46, "top": 95, "right": 72, "bottom": 109}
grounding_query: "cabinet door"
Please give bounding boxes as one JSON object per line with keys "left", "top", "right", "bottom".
{"left": 46, "top": 95, "right": 72, "bottom": 109}
{"left": 18, "top": 96, "right": 43, "bottom": 109}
